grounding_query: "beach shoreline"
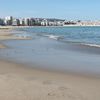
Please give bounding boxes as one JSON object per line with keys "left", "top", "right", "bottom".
{"left": 0, "top": 25, "right": 100, "bottom": 30}
{"left": 0, "top": 27, "right": 100, "bottom": 77}
{"left": 0, "top": 27, "right": 100, "bottom": 100}
{"left": 0, "top": 27, "right": 32, "bottom": 49}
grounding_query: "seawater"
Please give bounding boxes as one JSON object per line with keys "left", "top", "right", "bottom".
{"left": 16, "top": 26, "right": 100, "bottom": 46}
{"left": 1, "top": 26, "right": 100, "bottom": 76}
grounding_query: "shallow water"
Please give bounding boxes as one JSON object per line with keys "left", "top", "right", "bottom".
{"left": 1, "top": 26, "right": 100, "bottom": 76}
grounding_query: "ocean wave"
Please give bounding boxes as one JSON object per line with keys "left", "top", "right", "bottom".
{"left": 80, "top": 43, "right": 100, "bottom": 48}
{"left": 60, "top": 39, "right": 100, "bottom": 48}
{"left": 43, "top": 34, "right": 64, "bottom": 40}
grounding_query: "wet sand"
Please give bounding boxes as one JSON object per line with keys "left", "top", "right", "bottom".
{"left": 0, "top": 27, "right": 32, "bottom": 41}
{"left": 0, "top": 60, "right": 100, "bottom": 100}
{"left": 0, "top": 44, "right": 6, "bottom": 48}
{"left": 0, "top": 27, "right": 32, "bottom": 50}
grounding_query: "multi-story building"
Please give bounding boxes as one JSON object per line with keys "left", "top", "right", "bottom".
{"left": 41, "top": 19, "right": 64, "bottom": 26}
{"left": 0, "top": 18, "right": 4, "bottom": 25}
{"left": 41, "top": 19, "right": 49, "bottom": 26}
{"left": 12, "top": 19, "right": 20, "bottom": 26}
{"left": 56, "top": 21, "right": 64, "bottom": 26}
{"left": 19, "top": 19, "right": 25, "bottom": 26}
{"left": 28, "top": 18, "right": 35, "bottom": 26}
{"left": 4, "top": 16, "right": 13, "bottom": 25}
{"left": 24, "top": 18, "right": 30, "bottom": 26}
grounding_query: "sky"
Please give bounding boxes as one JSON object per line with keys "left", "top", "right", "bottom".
{"left": 0, "top": 0, "right": 100, "bottom": 20}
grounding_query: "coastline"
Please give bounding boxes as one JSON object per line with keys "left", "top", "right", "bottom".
{"left": 0, "top": 25, "right": 100, "bottom": 29}
{"left": 0, "top": 27, "right": 100, "bottom": 100}
{"left": 1, "top": 27, "right": 100, "bottom": 76}
{"left": 0, "top": 27, "right": 32, "bottom": 43}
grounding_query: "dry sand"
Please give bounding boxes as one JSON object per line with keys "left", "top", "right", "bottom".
{"left": 0, "top": 60, "right": 100, "bottom": 100}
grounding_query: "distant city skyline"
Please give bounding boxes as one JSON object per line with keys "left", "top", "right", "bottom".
{"left": 0, "top": 0, "right": 100, "bottom": 20}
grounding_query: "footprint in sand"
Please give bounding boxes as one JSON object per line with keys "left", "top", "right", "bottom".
{"left": 47, "top": 90, "right": 65, "bottom": 98}
{"left": 47, "top": 86, "right": 85, "bottom": 100}
{"left": 42, "top": 80, "right": 52, "bottom": 85}
{"left": 58, "top": 86, "right": 69, "bottom": 91}
{"left": 59, "top": 87, "right": 86, "bottom": 100}
{"left": 47, "top": 91, "right": 85, "bottom": 100}
{"left": 48, "top": 92, "right": 56, "bottom": 96}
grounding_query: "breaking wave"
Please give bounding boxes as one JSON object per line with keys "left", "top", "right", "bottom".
{"left": 43, "top": 34, "right": 64, "bottom": 40}
{"left": 80, "top": 43, "right": 100, "bottom": 48}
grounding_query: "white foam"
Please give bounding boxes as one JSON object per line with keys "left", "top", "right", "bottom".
{"left": 14, "top": 33, "right": 32, "bottom": 38}
{"left": 81, "top": 43, "right": 100, "bottom": 48}
{"left": 43, "top": 35, "right": 63, "bottom": 40}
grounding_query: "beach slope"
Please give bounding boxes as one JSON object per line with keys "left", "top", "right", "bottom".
{"left": 0, "top": 60, "right": 100, "bottom": 100}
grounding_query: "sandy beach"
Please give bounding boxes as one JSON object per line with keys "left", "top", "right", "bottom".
{"left": 0, "top": 26, "right": 100, "bottom": 100}
{"left": 0, "top": 60, "right": 100, "bottom": 100}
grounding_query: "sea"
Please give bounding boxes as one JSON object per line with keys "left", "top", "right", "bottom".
{"left": 1, "top": 26, "right": 100, "bottom": 77}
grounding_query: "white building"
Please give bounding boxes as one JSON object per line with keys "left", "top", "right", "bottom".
{"left": 24, "top": 18, "right": 30, "bottom": 26}
{"left": 56, "top": 21, "right": 64, "bottom": 26}
{"left": 19, "top": 19, "right": 25, "bottom": 26}
{"left": 41, "top": 19, "right": 49, "bottom": 26}
{"left": 12, "top": 19, "right": 20, "bottom": 26}
{"left": 48, "top": 21, "right": 57, "bottom": 26}
{"left": 4, "top": 16, "right": 13, "bottom": 25}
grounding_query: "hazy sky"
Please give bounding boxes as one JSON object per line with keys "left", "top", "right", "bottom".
{"left": 0, "top": 0, "right": 100, "bottom": 20}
